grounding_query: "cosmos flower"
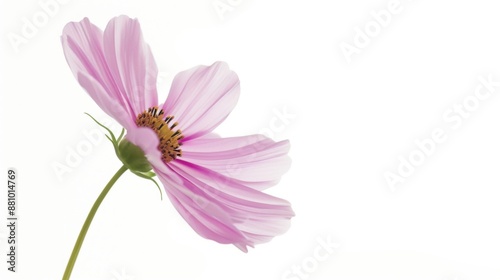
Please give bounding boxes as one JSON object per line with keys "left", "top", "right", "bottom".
{"left": 61, "top": 15, "right": 294, "bottom": 252}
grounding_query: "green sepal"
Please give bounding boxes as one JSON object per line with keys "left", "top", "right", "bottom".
{"left": 131, "top": 170, "right": 163, "bottom": 200}
{"left": 117, "top": 139, "right": 152, "bottom": 173}
{"left": 85, "top": 113, "right": 163, "bottom": 200}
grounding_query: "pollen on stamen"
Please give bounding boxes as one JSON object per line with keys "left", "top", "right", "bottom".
{"left": 136, "top": 106, "right": 184, "bottom": 163}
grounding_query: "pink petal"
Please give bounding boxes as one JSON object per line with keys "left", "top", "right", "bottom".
{"left": 161, "top": 62, "right": 240, "bottom": 141}
{"left": 124, "top": 126, "right": 162, "bottom": 163}
{"left": 61, "top": 16, "right": 158, "bottom": 128}
{"left": 180, "top": 134, "right": 291, "bottom": 190}
{"left": 103, "top": 16, "right": 158, "bottom": 117}
{"left": 77, "top": 72, "right": 134, "bottom": 128}
{"left": 161, "top": 175, "right": 249, "bottom": 249}
{"left": 155, "top": 160, "right": 294, "bottom": 251}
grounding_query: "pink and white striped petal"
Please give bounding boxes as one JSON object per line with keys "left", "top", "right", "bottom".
{"left": 180, "top": 134, "right": 291, "bottom": 190}
{"left": 155, "top": 160, "right": 294, "bottom": 252}
{"left": 103, "top": 16, "right": 158, "bottom": 117}
{"left": 161, "top": 62, "right": 240, "bottom": 141}
{"left": 61, "top": 16, "right": 158, "bottom": 128}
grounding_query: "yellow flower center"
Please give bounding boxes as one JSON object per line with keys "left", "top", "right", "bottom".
{"left": 136, "top": 106, "right": 183, "bottom": 163}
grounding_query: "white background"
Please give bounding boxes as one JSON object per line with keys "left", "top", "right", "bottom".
{"left": 1, "top": 0, "right": 500, "bottom": 279}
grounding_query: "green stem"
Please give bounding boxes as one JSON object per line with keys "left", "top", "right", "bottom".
{"left": 62, "top": 165, "right": 128, "bottom": 280}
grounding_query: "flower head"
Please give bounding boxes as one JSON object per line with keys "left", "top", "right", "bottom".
{"left": 61, "top": 15, "right": 294, "bottom": 252}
